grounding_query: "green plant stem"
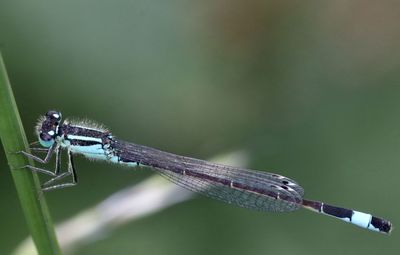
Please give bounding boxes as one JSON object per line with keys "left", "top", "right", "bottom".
{"left": 0, "top": 53, "right": 62, "bottom": 255}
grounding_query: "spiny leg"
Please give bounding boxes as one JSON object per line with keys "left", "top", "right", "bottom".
{"left": 23, "top": 165, "right": 57, "bottom": 177}
{"left": 29, "top": 147, "right": 49, "bottom": 152}
{"left": 27, "top": 141, "right": 48, "bottom": 151}
{"left": 42, "top": 149, "right": 70, "bottom": 188}
{"left": 42, "top": 150, "right": 78, "bottom": 191}
{"left": 29, "top": 141, "right": 40, "bottom": 147}
{"left": 19, "top": 142, "right": 57, "bottom": 164}
{"left": 55, "top": 147, "right": 62, "bottom": 175}
{"left": 19, "top": 144, "right": 60, "bottom": 177}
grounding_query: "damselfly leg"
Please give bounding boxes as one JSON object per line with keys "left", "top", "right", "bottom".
{"left": 15, "top": 109, "right": 392, "bottom": 234}
{"left": 42, "top": 150, "right": 78, "bottom": 191}
{"left": 18, "top": 143, "right": 58, "bottom": 176}
{"left": 19, "top": 143, "right": 78, "bottom": 191}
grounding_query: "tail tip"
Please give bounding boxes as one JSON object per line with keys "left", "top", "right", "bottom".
{"left": 371, "top": 216, "right": 392, "bottom": 234}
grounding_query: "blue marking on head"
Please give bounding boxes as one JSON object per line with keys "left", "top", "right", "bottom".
{"left": 36, "top": 110, "right": 62, "bottom": 148}
{"left": 39, "top": 139, "right": 55, "bottom": 148}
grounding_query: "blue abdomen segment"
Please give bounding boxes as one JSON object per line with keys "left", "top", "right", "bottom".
{"left": 302, "top": 199, "right": 392, "bottom": 234}
{"left": 324, "top": 207, "right": 391, "bottom": 233}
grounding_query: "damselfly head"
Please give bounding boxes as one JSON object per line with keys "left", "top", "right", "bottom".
{"left": 36, "top": 110, "right": 62, "bottom": 148}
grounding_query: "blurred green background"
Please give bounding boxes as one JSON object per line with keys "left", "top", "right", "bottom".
{"left": 1, "top": 1, "right": 399, "bottom": 254}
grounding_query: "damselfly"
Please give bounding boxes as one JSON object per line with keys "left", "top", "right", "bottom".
{"left": 20, "top": 110, "right": 392, "bottom": 234}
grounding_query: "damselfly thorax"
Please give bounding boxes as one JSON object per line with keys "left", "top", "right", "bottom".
{"left": 19, "top": 110, "right": 392, "bottom": 234}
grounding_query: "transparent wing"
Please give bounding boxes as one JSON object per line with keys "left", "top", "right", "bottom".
{"left": 113, "top": 140, "right": 304, "bottom": 212}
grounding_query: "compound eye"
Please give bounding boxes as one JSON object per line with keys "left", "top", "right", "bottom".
{"left": 46, "top": 110, "right": 61, "bottom": 121}
{"left": 40, "top": 132, "right": 53, "bottom": 141}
